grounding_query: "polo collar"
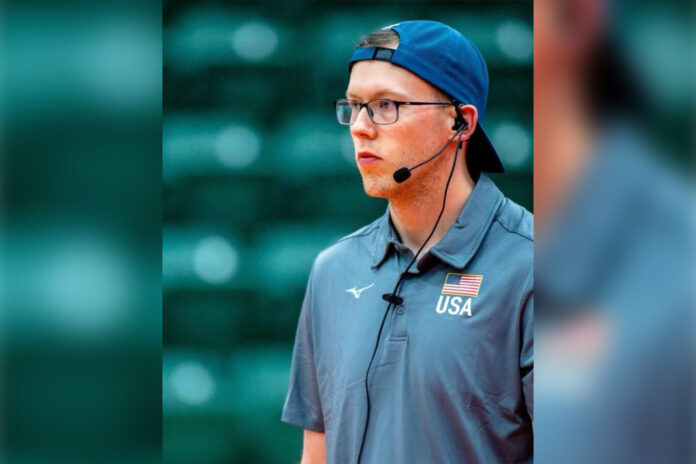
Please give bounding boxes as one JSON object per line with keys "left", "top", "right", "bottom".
{"left": 371, "top": 173, "right": 504, "bottom": 270}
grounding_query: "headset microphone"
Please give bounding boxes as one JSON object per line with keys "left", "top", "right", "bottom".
{"left": 392, "top": 117, "right": 468, "bottom": 184}
{"left": 393, "top": 167, "right": 412, "bottom": 183}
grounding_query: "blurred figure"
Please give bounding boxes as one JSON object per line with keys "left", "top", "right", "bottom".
{"left": 535, "top": 0, "right": 695, "bottom": 463}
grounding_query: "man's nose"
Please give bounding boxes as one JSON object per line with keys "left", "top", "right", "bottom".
{"left": 350, "top": 106, "right": 377, "bottom": 139}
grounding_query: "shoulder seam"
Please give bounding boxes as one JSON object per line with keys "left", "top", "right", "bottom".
{"left": 494, "top": 217, "right": 534, "bottom": 242}
{"left": 334, "top": 227, "right": 378, "bottom": 244}
{"left": 333, "top": 220, "right": 381, "bottom": 245}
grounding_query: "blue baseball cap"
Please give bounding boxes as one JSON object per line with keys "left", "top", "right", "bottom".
{"left": 349, "top": 20, "right": 505, "bottom": 174}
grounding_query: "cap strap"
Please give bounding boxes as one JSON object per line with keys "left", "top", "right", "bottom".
{"left": 348, "top": 46, "right": 394, "bottom": 70}
{"left": 372, "top": 47, "right": 394, "bottom": 61}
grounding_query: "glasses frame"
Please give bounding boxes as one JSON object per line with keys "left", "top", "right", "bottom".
{"left": 334, "top": 98, "right": 456, "bottom": 126}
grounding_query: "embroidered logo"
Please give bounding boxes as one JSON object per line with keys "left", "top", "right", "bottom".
{"left": 345, "top": 283, "right": 375, "bottom": 299}
{"left": 441, "top": 273, "right": 483, "bottom": 297}
{"left": 435, "top": 273, "right": 483, "bottom": 317}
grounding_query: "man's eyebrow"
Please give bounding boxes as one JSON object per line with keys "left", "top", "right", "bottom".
{"left": 345, "top": 89, "right": 410, "bottom": 100}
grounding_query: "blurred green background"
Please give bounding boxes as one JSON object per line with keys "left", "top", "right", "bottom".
{"left": 163, "top": 1, "right": 532, "bottom": 463}
{"left": 1, "top": 1, "right": 161, "bottom": 463}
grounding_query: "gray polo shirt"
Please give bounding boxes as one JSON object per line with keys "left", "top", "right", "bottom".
{"left": 282, "top": 173, "right": 533, "bottom": 463}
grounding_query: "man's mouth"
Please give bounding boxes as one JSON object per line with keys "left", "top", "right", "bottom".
{"left": 357, "top": 151, "right": 381, "bottom": 166}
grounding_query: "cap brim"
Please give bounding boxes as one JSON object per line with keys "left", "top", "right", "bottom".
{"left": 467, "top": 124, "right": 505, "bottom": 174}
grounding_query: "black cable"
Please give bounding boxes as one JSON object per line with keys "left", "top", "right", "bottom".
{"left": 356, "top": 130, "right": 465, "bottom": 463}
{"left": 407, "top": 128, "right": 463, "bottom": 174}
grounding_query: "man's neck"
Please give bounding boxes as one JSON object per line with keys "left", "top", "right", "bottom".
{"left": 388, "top": 172, "right": 476, "bottom": 258}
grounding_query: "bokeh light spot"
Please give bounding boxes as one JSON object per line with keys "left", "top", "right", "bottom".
{"left": 171, "top": 361, "right": 215, "bottom": 405}
{"left": 192, "top": 236, "right": 238, "bottom": 284}
{"left": 491, "top": 122, "right": 531, "bottom": 168}
{"left": 232, "top": 22, "right": 278, "bottom": 62}
{"left": 214, "top": 125, "right": 261, "bottom": 168}
{"left": 496, "top": 20, "right": 533, "bottom": 63}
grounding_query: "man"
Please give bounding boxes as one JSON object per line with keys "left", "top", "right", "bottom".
{"left": 282, "top": 20, "right": 533, "bottom": 463}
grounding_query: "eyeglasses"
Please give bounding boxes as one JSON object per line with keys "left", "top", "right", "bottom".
{"left": 334, "top": 98, "right": 454, "bottom": 126}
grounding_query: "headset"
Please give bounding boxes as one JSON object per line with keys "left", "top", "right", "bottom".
{"left": 392, "top": 103, "right": 469, "bottom": 183}
{"left": 356, "top": 104, "right": 468, "bottom": 463}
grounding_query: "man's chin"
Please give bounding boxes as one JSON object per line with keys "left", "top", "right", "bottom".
{"left": 361, "top": 178, "right": 393, "bottom": 199}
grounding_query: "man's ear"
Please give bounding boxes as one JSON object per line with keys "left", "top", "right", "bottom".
{"left": 452, "top": 104, "right": 478, "bottom": 139}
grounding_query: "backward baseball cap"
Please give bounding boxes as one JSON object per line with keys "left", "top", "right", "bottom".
{"left": 349, "top": 20, "right": 505, "bottom": 174}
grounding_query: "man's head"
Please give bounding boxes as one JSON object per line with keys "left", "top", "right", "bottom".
{"left": 341, "top": 21, "right": 503, "bottom": 200}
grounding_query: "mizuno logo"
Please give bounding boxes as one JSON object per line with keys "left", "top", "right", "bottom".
{"left": 345, "top": 283, "right": 375, "bottom": 299}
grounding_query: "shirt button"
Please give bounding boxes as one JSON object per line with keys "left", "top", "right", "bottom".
{"left": 396, "top": 305, "right": 405, "bottom": 315}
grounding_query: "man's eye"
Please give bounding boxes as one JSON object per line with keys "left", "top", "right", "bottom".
{"left": 377, "top": 100, "right": 392, "bottom": 110}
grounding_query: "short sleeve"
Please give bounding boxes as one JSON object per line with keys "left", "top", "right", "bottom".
{"left": 281, "top": 263, "right": 325, "bottom": 432}
{"left": 520, "top": 276, "right": 534, "bottom": 420}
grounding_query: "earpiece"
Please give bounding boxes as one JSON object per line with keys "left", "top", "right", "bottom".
{"left": 451, "top": 103, "right": 469, "bottom": 131}
{"left": 452, "top": 118, "right": 468, "bottom": 131}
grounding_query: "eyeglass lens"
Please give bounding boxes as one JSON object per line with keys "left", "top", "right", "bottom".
{"left": 335, "top": 100, "right": 398, "bottom": 125}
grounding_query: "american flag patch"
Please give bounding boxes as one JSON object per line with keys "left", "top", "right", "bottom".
{"left": 441, "top": 273, "right": 483, "bottom": 297}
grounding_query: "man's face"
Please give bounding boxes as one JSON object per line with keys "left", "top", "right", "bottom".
{"left": 346, "top": 59, "right": 454, "bottom": 199}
